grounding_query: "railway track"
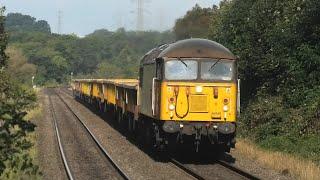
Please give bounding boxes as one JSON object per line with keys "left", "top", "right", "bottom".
{"left": 216, "top": 159, "right": 260, "bottom": 180}
{"left": 170, "top": 158, "right": 260, "bottom": 180}
{"left": 49, "top": 96, "right": 74, "bottom": 180}
{"left": 170, "top": 158, "right": 206, "bottom": 180}
{"left": 48, "top": 89, "right": 129, "bottom": 180}
{"left": 59, "top": 88, "right": 260, "bottom": 180}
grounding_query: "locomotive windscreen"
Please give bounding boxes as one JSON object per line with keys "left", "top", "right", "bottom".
{"left": 201, "top": 59, "right": 235, "bottom": 81}
{"left": 164, "top": 58, "right": 235, "bottom": 81}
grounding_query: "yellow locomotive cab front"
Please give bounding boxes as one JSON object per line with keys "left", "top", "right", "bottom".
{"left": 158, "top": 57, "right": 238, "bottom": 151}
{"left": 160, "top": 82, "right": 237, "bottom": 122}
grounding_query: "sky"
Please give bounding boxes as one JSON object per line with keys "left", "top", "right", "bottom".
{"left": 1, "top": 0, "right": 221, "bottom": 36}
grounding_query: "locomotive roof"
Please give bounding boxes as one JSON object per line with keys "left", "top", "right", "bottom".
{"left": 141, "top": 38, "right": 236, "bottom": 65}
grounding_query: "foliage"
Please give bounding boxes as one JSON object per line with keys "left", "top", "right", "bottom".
{"left": 0, "top": 72, "right": 39, "bottom": 177}
{"left": 5, "top": 14, "right": 175, "bottom": 84}
{"left": 0, "top": 7, "right": 7, "bottom": 67}
{"left": 6, "top": 46, "right": 36, "bottom": 86}
{"left": 204, "top": 0, "right": 320, "bottom": 162}
{"left": 5, "top": 13, "right": 50, "bottom": 33}
{"left": 0, "top": 7, "right": 39, "bottom": 177}
{"left": 174, "top": 4, "right": 215, "bottom": 40}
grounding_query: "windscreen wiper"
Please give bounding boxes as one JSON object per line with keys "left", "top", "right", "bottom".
{"left": 208, "top": 58, "right": 222, "bottom": 72}
{"left": 177, "top": 57, "right": 188, "bottom": 68}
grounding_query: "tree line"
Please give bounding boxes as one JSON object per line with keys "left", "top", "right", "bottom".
{"left": 5, "top": 13, "right": 175, "bottom": 86}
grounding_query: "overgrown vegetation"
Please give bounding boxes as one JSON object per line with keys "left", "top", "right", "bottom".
{"left": 175, "top": 1, "right": 320, "bottom": 164}
{"left": 0, "top": 7, "right": 39, "bottom": 178}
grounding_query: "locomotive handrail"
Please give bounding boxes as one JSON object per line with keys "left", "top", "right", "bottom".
{"left": 237, "top": 79, "right": 241, "bottom": 117}
{"left": 151, "top": 77, "right": 158, "bottom": 116}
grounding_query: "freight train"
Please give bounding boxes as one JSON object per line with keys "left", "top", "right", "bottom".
{"left": 72, "top": 38, "right": 240, "bottom": 152}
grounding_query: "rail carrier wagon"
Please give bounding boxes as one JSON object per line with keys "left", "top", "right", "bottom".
{"left": 72, "top": 38, "right": 240, "bottom": 152}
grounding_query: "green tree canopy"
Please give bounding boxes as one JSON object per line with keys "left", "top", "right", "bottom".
{"left": 0, "top": 7, "right": 7, "bottom": 67}
{"left": 5, "top": 13, "right": 50, "bottom": 33}
{"left": 174, "top": 4, "right": 216, "bottom": 40}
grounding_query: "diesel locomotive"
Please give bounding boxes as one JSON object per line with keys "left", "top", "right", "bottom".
{"left": 73, "top": 38, "right": 240, "bottom": 152}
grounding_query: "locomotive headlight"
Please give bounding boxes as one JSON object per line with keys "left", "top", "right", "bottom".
{"left": 169, "top": 104, "right": 175, "bottom": 111}
{"left": 195, "top": 86, "right": 203, "bottom": 93}
{"left": 223, "top": 105, "right": 229, "bottom": 112}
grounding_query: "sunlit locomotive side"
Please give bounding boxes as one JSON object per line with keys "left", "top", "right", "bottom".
{"left": 139, "top": 39, "right": 239, "bottom": 151}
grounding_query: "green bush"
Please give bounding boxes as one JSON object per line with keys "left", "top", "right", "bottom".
{"left": 259, "top": 135, "right": 320, "bottom": 164}
{"left": 1, "top": 7, "right": 40, "bottom": 178}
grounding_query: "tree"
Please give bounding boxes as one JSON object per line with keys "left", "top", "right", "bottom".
{"left": 174, "top": 4, "right": 216, "bottom": 40}
{"left": 0, "top": 7, "right": 38, "bottom": 177}
{"left": 0, "top": 7, "right": 7, "bottom": 67}
{"left": 6, "top": 46, "right": 36, "bottom": 86}
{"left": 207, "top": 0, "right": 320, "bottom": 157}
{"left": 5, "top": 13, "right": 50, "bottom": 33}
{"left": 4, "top": 12, "right": 176, "bottom": 85}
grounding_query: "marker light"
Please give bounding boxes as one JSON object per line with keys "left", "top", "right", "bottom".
{"left": 224, "top": 98, "right": 229, "bottom": 105}
{"left": 169, "top": 104, "right": 175, "bottom": 111}
{"left": 223, "top": 105, "right": 229, "bottom": 112}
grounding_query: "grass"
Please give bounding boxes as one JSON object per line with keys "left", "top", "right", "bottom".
{"left": 235, "top": 138, "right": 320, "bottom": 180}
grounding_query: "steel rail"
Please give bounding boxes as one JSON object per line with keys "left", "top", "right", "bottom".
{"left": 171, "top": 158, "right": 261, "bottom": 180}
{"left": 49, "top": 96, "right": 75, "bottom": 180}
{"left": 54, "top": 90, "right": 130, "bottom": 180}
{"left": 217, "top": 160, "right": 260, "bottom": 180}
{"left": 170, "top": 158, "right": 205, "bottom": 180}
